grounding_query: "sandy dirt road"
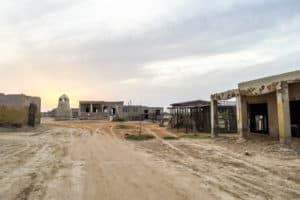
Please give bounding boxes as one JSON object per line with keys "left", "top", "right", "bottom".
{"left": 0, "top": 120, "right": 299, "bottom": 200}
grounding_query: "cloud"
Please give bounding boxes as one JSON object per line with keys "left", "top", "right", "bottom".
{"left": 0, "top": 0, "right": 299, "bottom": 110}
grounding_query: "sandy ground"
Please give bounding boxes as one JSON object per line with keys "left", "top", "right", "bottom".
{"left": 0, "top": 119, "right": 299, "bottom": 200}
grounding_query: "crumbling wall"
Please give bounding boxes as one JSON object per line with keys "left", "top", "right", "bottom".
{"left": 0, "top": 94, "right": 41, "bottom": 127}
{"left": 0, "top": 105, "right": 28, "bottom": 127}
{"left": 122, "top": 106, "right": 163, "bottom": 121}
{"left": 79, "top": 101, "right": 124, "bottom": 120}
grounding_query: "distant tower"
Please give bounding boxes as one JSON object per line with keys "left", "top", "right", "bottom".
{"left": 55, "top": 94, "right": 72, "bottom": 121}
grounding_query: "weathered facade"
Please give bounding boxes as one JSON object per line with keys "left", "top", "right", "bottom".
{"left": 0, "top": 93, "right": 41, "bottom": 127}
{"left": 79, "top": 100, "right": 163, "bottom": 121}
{"left": 123, "top": 105, "right": 163, "bottom": 121}
{"left": 211, "top": 70, "right": 300, "bottom": 143}
{"left": 79, "top": 101, "right": 124, "bottom": 120}
{"left": 169, "top": 100, "right": 237, "bottom": 133}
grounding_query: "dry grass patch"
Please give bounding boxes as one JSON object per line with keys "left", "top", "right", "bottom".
{"left": 115, "top": 124, "right": 135, "bottom": 130}
{"left": 180, "top": 133, "right": 211, "bottom": 139}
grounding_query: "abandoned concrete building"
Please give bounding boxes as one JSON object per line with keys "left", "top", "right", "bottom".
{"left": 79, "top": 100, "right": 163, "bottom": 121}
{"left": 0, "top": 93, "right": 41, "bottom": 127}
{"left": 211, "top": 70, "right": 300, "bottom": 143}
{"left": 55, "top": 94, "right": 72, "bottom": 121}
{"left": 43, "top": 108, "right": 79, "bottom": 119}
{"left": 123, "top": 105, "right": 163, "bottom": 121}
{"left": 79, "top": 101, "right": 124, "bottom": 120}
{"left": 169, "top": 100, "right": 237, "bottom": 133}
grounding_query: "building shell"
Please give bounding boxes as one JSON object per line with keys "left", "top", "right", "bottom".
{"left": 211, "top": 70, "right": 300, "bottom": 143}
{"left": 79, "top": 101, "right": 163, "bottom": 121}
{"left": 0, "top": 93, "right": 41, "bottom": 127}
{"left": 169, "top": 100, "right": 237, "bottom": 133}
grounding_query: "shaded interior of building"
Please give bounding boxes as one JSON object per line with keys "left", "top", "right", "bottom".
{"left": 245, "top": 86, "right": 300, "bottom": 138}
{"left": 290, "top": 100, "right": 300, "bottom": 137}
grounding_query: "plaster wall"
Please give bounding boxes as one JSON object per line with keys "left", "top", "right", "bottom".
{"left": 244, "top": 92, "right": 279, "bottom": 137}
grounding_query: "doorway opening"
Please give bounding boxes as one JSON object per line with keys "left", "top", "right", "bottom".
{"left": 103, "top": 106, "right": 108, "bottom": 113}
{"left": 249, "top": 103, "right": 269, "bottom": 134}
{"left": 290, "top": 100, "right": 300, "bottom": 137}
{"left": 144, "top": 110, "right": 149, "bottom": 120}
{"left": 111, "top": 108, "right": 116, "bottom": 115}
{"left": 28, "top": 103, "right": 37, "bottom": 127}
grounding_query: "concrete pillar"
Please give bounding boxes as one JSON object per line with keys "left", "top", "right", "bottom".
{"left": 236, "top": 94, "right": 247, "bottom": 140}
{"left": 90, "top": 104, "right": 93, "bottom": 113}
{"left": 276, "top": 81, "right": 291, "bottom": 144}
{"left": 78, "top": 103, "right": 81, "bottom": 117}
{"left": 211, "top": 99, "right": 218, "bottom": 138}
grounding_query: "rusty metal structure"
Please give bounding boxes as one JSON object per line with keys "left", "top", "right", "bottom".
{"left": 169, "top": 100, "right": 237, "bottom": 133}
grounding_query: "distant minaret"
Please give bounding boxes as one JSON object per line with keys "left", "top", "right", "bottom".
{"left": 55, "top": 94, "right": 72, "bottom": 121}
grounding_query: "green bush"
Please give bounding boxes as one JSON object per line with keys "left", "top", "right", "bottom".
{"left": 180, "top": 133, "right": 211, "bottom": 139}
{"left": 163, "top": 136, "right": 179, "bottom": 140}
{"left": 124, "top": 133, "right": 155, "bottom": 141}
{"left": 115, "top": 124, "right": 134, "bottom": 129}
{"left": 113, "top": 118, "right": 127, "bottom": 122}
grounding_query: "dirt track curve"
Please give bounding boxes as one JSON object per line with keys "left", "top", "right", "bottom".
{"left": 0, "top": 120, "right": 299, "bottom": 200}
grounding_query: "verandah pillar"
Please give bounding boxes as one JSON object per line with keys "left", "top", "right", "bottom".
{"left": 211, "top": 99, "right": 218, "bottom": 138}
{"left": 276, "top": 81, "right": 291, "bottom": 144}
{"left": 90, "top": 104, "right": 93, "bottom": 113}
{"left": 236, "top": 94, "right": 247, "bottom": 140}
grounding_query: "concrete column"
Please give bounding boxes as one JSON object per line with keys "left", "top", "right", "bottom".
{"left": 236, "top": 94, "right": 247, "bottom": 140}
{"left": 78, "top": 103, "right": 81, "bottom": 117}
{"left": 211, "top": 99, "right": 218, "bottom": 138}
{"left": 276, "top": 81, "right": 291, "bottom": 144}
{"left": 90, "top": 104, "right": 93, "bottom": 113}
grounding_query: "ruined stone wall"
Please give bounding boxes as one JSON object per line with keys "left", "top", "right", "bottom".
{"left": 122, "top": 106, "right": 163, "bottom": 121}
{"left": 122, "top": 106, "right": 144, "bottom": 120}
{"left": 0, "top": 94, "right": 41, "bottom": 127}
{"left": 0, "top": 105, "right": 28, "bottom": 127}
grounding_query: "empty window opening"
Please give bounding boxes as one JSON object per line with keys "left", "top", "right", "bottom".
{"left": 103, "top": 106, "right": 108, "bottom": 113}
{"left": 111, "top": 108, "right": 116, "bottom": 115}
{"left": 144, "top": 110, "right": 149, "bottom": 119}
{"left": 290, "top": 100, "right": 300, "bottom": 137}
{"left": 28, "top": 103, "right": 37, "bottom": 127}
{"left": 155, "top": 110, "right": 161, "bottom": 115}
{"left": 92, "top": 104, "right": 101, "bottom": 113}
{"left": 249, "top": 103, "right": 269, "bottom": 134}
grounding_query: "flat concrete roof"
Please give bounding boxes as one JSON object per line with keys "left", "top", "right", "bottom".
{"left": 239, "top": 70, "right": 300, "bottom": 89}
{"left": 170, "top": 100, "right": 210, "bottom": 107}
{"left": 123, "top": 105, "right": 163, "bottom": 109}
{"left": 79, "top": 101, "right": 124, "bottom": 104}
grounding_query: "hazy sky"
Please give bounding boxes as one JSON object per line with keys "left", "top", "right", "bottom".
{"left": 1, "top": 0, "right": 300, "bottom": 111}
